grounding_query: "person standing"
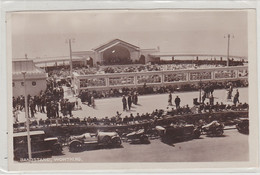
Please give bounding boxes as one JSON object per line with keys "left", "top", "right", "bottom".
{"left": 55, "top": 102, "right": 59, "bottom": 118}
{"left": 227, "top": 89, "right": 232, "bottom": 101}
{"left": 233, "top": 89, "right": 240, "bottom": 106}
{"left": 168, "top": 92, "right": 172, "bottom": 106}
{"left": 29, "top": 99, "right": 35, "bottom": 118}
{"left": 135, "top": 92, "right": 138, "bottom": 105}
{"left": 209, "top": 94, "right": 214, "bottom": 106}
{"left": 175, "top": 96, "right": 181, "bottom": 108}
{"left": 68, "top": 102, "right": 73, "bottom": 117}
{"left": 87, "top": 93, "right": 91, "bottom": 106}
{"left": 41, "top": 95, "right": 45, "bottom": 113}
{"left": 202, "top": 91, "right": 206, "bottom": 104}
{"left": 127, "top": 94, "right": 132, "bottom": 110}
{"left": 36, "top": 96, "right": 41, "bottom": 112}
{"left": 122, "top": 95, "right": 127, "bottom": 111}
{"left": 91, "top": 95, "right": 95, "bottom": 108}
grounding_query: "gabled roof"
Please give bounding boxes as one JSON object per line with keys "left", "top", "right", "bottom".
{"left": 92, "top": 39, "right": 140, "bottom": 52}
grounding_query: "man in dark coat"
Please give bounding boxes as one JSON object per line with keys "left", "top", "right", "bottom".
{"left": 29, "top": 100, "right": 35, "bottom": 118}
{"left": 175, "top": 96, "right": 181, "bottom": 108}
{"left": 233, "top": 89, "right": 240, "bottom": 106}
{"left": 68, "top": 102, "right": 73, "bottom": 117}
{"left": 168, "top": 92, "right": 172, "bottom": 106}
{"left": 209, "top": 94, "right": 214, "bottom": 106}
{"left": 46, "top": 101, "right": 51, "bottom": 118}
{"left": 127, "top": 95, "right": 132, "bottom": 110}
{"left": 55, "top": 102, "right": 59, "bottom": 118}
{"left": 122, "top": 95, "right": 127, "bottom": 111}
{"left": 40, "top": 95, "right": 45, "bottom": 113}
{"left": 134, "top": 92, "right": 138, "bottom": 105}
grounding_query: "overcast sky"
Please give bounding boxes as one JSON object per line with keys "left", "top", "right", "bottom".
{"left": 10, "top": 10, "right": 248, "bottom": 59}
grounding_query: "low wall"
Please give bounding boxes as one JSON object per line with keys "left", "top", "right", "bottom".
{"left": 15, "top": 110, "right": 248, "bottom": 139}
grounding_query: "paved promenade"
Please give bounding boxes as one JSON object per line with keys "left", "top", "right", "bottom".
{"left": 16, "top": 87, "right": 248, "bottom": 122}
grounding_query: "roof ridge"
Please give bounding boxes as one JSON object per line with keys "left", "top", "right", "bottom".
{"left": 92, "top": 38, "right": 139, "bottom": 51}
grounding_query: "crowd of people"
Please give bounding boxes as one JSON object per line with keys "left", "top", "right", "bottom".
{"left": 75, "top": 63, "right": 227, "bottom": 75}
{"left": 45, "top": 62, "right": 231, "bottom": 78}
{"left": 121, "top": 92, "right": 138, "bottom": 111}
{"left": 13, "top": 78, "right": 76, "bottom": 123}
{"left": 77, "top": 80, "right": 248, "bottom": 100}
{"left": 13, "top": 96, "right": 249, "bottom": 128}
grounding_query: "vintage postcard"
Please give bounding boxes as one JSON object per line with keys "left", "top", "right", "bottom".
{"left": 6, "top": 9, "right": 258, "bottom": 171}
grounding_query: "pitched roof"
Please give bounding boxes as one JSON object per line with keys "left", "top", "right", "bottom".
{"left": 92, "top": 39, "right": 140, "bottom": 52}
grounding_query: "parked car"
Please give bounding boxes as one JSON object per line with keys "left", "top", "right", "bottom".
{"left": 13, "top": 130, "right": 62, "bottom": 160}
{"left": 155, "top": 124, "right": 201, "bottom": 143}
{"left": 236, "top": 118, "right": 249, "bottom": 134}
{"left": 200, "top": 120, "right": 224, "bottom": 137}
{"left": 69, "top": 131, "right": 121, "bottom": 152}
{"left": 126, "top": 129, "right": 150, "bottom": 144}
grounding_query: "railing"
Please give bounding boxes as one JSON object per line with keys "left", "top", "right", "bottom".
{"left": 73, "top": 66, "right": 248, "bottom": 91}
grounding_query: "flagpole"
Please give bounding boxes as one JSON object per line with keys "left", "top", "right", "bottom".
{"left": 69, "top": 39, "right": 73, "bottom": 77}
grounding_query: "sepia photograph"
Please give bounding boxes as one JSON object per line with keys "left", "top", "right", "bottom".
{"left": 6, "top": 9, "right": 258, "bottom": 171}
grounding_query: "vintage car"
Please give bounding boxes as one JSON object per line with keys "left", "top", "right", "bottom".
{"left": 13, "top": 130, "right": 62, "bottom": 160}
{"left": 236, "top": 118, "right": 249, "bottom": 134}
{"left": 201, "top": 120, "right": 224, "bottom": 137}
{"left": 69, "top": 131, "right": 122, "bottom": 152}
{"left": 126, "top": 129, "right": 150, "bottom": 144}
{"left": 155, "top": 124, "right": 201, "bottom": 143}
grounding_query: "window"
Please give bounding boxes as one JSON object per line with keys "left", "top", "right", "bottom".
{"left": 32, "top": 81, "right": 36, "bottom": 86}
{"left": 12, "top": 82, "right": 15, "bottom": 87}
{"left": 21, "top": 82, "right": 24, "bottom": 86}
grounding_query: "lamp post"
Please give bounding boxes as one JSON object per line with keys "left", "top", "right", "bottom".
{"left": 224, "top": 34, "right": 234, "bottom": 66}
{"left": 199, "top": 74, "right": 202, "bottom": 103}
{"left": 66, "top": 38, "right": 75, "bottom": 77}
{"left": 21, "top": 71, "right": 32, "bottom": 161}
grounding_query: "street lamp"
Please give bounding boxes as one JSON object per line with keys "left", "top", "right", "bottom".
{"left": 199, "top": 73, "right": 202, "bottom": 103}
{"left": 21, "top": 71, "right": 32, "bottom": 161}
{"left": 66, "top": 38, "right": 75, "bottom": 96}
{"left": 224, "top": 34, "right": 234, "bottom": 66}
{"left": 65, "top": 38, "right": 75, "bottom": 77}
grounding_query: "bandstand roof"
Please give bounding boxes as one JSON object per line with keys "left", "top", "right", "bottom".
{"left": 92, "top": 39, "right": 140, "bottom": 52}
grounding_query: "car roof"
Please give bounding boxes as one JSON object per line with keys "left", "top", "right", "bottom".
{"left": 13, "top": 131, "right": 45, "bottom": 137}
{"left": 239, "top": 118, "right": 249, "bottom": 121}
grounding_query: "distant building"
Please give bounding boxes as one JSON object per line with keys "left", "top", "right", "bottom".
{"left": 12, "top": 59, "right": 48, "bottom": 97}
{"left": 72, "top": 39, "right": 159, "bottom": 65}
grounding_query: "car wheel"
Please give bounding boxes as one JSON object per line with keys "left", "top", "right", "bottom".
{"left": 216, "top": 129, "right": 224, "bottom": 136}
{"left": 52, "top": 143, "right": 62, "bottom": 155}
{"left": 69, "top": 140, "right": 83, "bottom": 152}
{"left": 193, "top": 129, "right": 201, "bottom": 139}
{"left": 101, "top": 136, "right": 111, "bottom": 147}
{"left": 111, "top": 137, "right": 121, "bottom": 147}
{"left": 140, "top": 135, "right": 149, "bottom": 143}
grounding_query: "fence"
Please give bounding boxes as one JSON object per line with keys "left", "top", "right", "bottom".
{"left": 73, "top": 66, "right": 248, "bottom": 92}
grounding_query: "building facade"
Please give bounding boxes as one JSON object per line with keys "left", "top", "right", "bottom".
{"left": 12, "top": 59, "right": 48, "bottom": 97}
{"left": 72, "top": 39, "right": 159, "bottom": 65}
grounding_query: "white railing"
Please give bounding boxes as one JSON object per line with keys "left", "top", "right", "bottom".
{"left": 73, "top": 66, "right": 248, "bottom": 91}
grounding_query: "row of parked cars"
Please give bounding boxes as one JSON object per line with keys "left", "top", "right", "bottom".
{"left": 13, "top": 118, "right": 249, "bottom": 161}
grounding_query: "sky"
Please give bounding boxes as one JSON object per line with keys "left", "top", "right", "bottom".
{"left": 10, "top": 10, "right": 248, "bottom": 59}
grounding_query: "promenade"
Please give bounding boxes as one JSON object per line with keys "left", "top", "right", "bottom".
{"left": 16, "top": 87, "right": 248, "bottom": 123}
